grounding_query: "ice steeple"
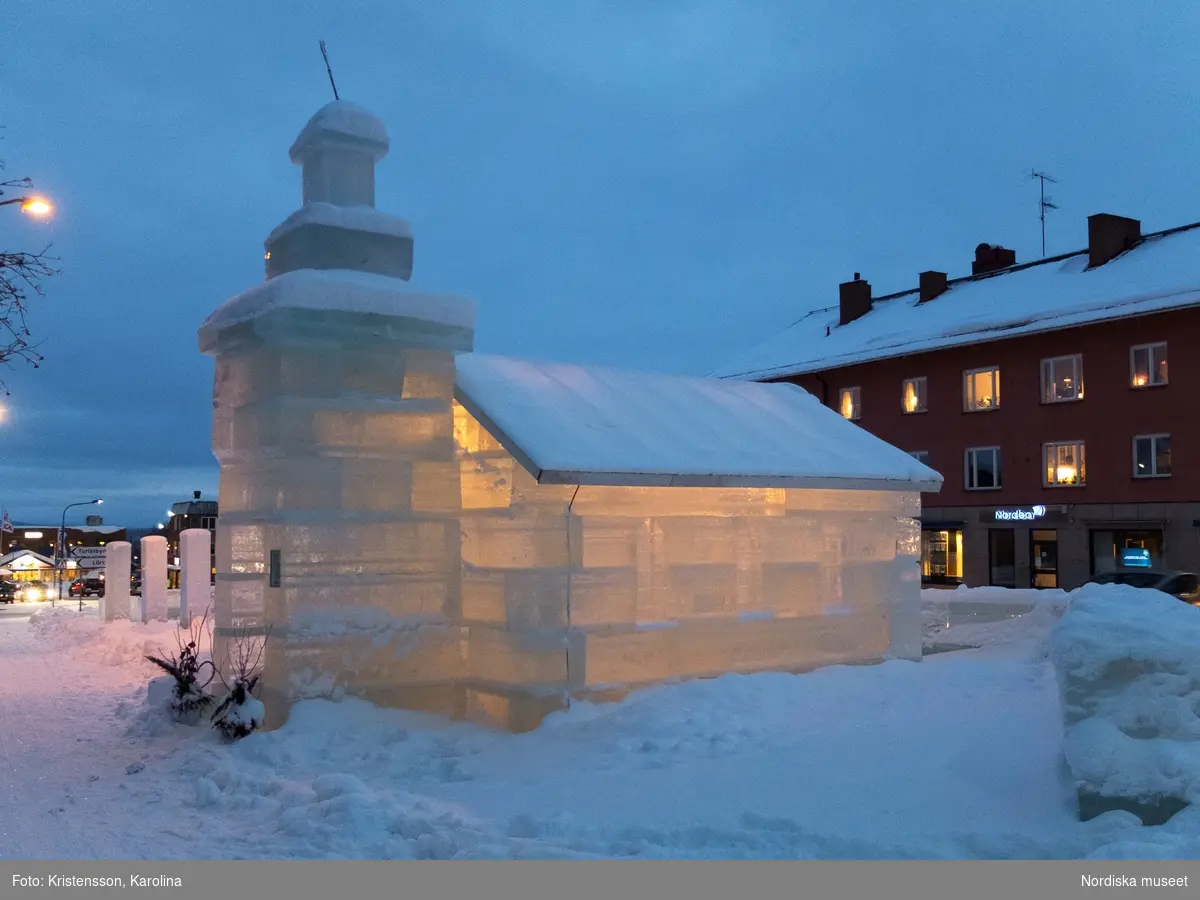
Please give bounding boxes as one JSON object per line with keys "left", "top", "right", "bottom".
{"left": 263, "top": 99, "right": 414, "bottom": 281}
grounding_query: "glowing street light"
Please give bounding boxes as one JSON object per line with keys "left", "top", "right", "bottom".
{"left": 0, "top": 195, "right": 54, "bottom": 218}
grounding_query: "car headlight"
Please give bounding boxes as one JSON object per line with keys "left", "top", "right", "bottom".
{"left": 25, "top": 588, "right": 40, "bottom": 601}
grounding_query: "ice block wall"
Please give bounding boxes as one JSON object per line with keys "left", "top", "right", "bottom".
{"left": 454, "top": 401, "right": 922, "bottom": 727}
{"left": 207, "top": 314, "right": 472, "bottom": 727}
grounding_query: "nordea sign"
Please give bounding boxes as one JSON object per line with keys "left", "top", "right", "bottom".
{"left": 994, "top": 505, "right": 1046, "bottom": 521}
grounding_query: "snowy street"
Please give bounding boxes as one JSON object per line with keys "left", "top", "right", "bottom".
{"left": 0, "top": 589, "right": 1197, "bottom": 860}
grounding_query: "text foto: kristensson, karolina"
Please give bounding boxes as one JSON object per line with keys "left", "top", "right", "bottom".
{"left": 1083, "top": 875, "right": 1190, "bottom": 888}
{"left": 12, "top": 874, "right": 183, "bottom": 888}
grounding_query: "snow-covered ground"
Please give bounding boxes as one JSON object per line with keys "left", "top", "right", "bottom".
{"left": 0, "top": 587, "right": 1197, "bottom": 860}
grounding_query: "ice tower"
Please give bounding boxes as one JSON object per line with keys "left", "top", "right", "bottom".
{"left": 199, "top": 100, "right": 476, "bottom": 728}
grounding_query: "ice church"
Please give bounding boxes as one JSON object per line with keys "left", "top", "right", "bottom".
{"left": 198, "top": 100, "right": 942, "bottom": 730}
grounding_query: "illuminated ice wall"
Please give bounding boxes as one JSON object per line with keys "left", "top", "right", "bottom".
{"left": 199, "top": 101, "right": 938, "bottom": 731}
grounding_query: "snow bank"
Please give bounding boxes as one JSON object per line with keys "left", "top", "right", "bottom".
{"left": 1050, "top": 584, "right": 1200, "bottom": 819}
{"left": 27, "top": 606, "right": 208, "bottom": 669}
{"left": 923, "top": 586, "right": 1069, "bottom": 657}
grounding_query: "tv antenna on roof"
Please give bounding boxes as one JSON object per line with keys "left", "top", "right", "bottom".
{"left": 1030, "top": 169, "right": 1059, "bottom": 257}
{"left": 319, "top": 40, "right": 340, "bottom": 100}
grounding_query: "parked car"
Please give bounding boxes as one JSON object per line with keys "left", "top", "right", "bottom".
{"left": 15, "top": 580, "right": 50, "bottom": 602}
{"left": 1086, "top": 569, "right": 1200, "bottom": 605}
{"left": 0, "top": 579, "right": 15, "bottom": 603}
{"left": 81, "top": 575, "right": 105, "bottom": 597}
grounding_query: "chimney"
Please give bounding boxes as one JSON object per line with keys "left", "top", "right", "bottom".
{"left": 1088, "top": 214, "right": 1141, "bottom": 268}
{"left": 972, "top": 243, "right": 1017, "bottom": 275}
{"left": 839, "top": 273, "right": 872, "bottom": 326}
{"left": 918, "top": 271, "right": 948, "bottom": 303}
{"left": 193, "top": 490, "right": 202, "bottom": 500}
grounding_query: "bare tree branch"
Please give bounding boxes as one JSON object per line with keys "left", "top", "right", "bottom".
{"left": 0, "top": 153, "right": 59, "bottom": 394}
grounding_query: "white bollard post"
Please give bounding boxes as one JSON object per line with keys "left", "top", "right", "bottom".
{"left": 140, "top": 535, "right": 168, "bottom": 623}
{"left": 179, "top": 528, "right": 210, "bottom": 629}
{"left": 100, "top": 541, "right": 131, "bottom": 622}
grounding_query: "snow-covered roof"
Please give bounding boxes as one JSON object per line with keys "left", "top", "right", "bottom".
{"left": 199, "top": 268, "right": 477, "bottom": 347}
{"left": 454, "top": 353, "right": 941, "bottom": 492}
{"left": 265, "top": 202, "right": 413, "bottom": 246}
{"left": 0, "top": 549, "right": 54, "bottom": 568}
{"left": 712, "top": 222, "right": 1200, "bottom": 380}
{"left": 289, "top": 100, "right": 389, "bottom": 162}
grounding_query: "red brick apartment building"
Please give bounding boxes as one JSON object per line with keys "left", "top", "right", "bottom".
{"left": 715, "top": 213, "right": 1200, "bottom": 591}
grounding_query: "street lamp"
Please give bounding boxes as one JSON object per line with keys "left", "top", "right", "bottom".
{"left": 57, "top": 498, "right": 102, "bottom": 606}
{"left": 0, "top": 195, "right": 53, "bottom": 218}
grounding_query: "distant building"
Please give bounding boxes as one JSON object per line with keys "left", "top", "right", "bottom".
{"left": 714, "top": 213, "right": 1200, "bottom": 591}
{"left": 163, "top": 490, "right": 217, "bottom": 583}
{"left": 4, "top": 523, "right": 125, "bottom": 557}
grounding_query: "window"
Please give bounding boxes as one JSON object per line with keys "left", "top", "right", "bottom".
{"left": 902, "top": 377, "right": 927, "bottom": 414}
{"left": 1131, "top": 342, "right": 1168, "bottom": 387}
{"left": 965, "top": 446, "right": 1002, "bottom": 490}
{"left": 1044, "top": 441, "right": 1086, "bottom": 486}
{"left": 1041, "top": 354, "right": 1083, "bottom": 403}
{"left": 1133, "top": 434, "right": 1171, "bottom": 478}
{"left": 908, "top": 451, "right": 931, "bottom": 465}
{"left": 839, "top": 387, "right": 861, "bottom": 420}
{"left": 268, "top": 549, "right": 281, "bottom": 588}
{"left": 963, "top": 366, "right": 1000, "bottom": 411}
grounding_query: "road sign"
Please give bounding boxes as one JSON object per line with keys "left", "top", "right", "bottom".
{"left": 69, "top": 546, "right": 106, "bottom": 560}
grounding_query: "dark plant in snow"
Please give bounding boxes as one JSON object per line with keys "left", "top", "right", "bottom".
{"left": 211, "top": 625, "right": 271, "bottom": 741}
{"left": 144, "top": 608, "right": 216, "bottom": 724}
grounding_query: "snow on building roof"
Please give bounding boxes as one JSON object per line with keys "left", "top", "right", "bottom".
{"left": 0, "top": 549, "right": 54, "bottom": 568}
{"left": 265, "top": 202, "right": 414, "bottom": 246}
{"left": 712, "top": 222, "right": 1200, "bottom": 380}
{"left": 289, "top": 100, "right": 389, "bottom": 162}
{"left": 454, "top": 353, "right": 942, "bottom": 491}
{"left": 199, "top": 268, "right": 477, "bottom": 347}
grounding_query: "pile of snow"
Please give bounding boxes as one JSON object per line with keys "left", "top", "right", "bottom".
{"left": 10, "top": 584, "right": 1200, "bottom": 859}
{"left": 1050, "top": 584, "right": 1200, "bottom": 816}
{"left": 28, "top": 605, "right": 206, "bottom": 669}
{"left": 922, "top": 586, "right": 1069, "bottom": 658}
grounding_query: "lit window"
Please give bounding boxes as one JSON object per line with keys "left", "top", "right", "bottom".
{"left": 839, "top": 387, "right": 861, "bottom": 420}
{"left": 902, "top": 377, "right": 927, "bottom": 414}
{"left": 1041, "top": 354, "right": 1083, "bottom": 403}
{"left": 909, "top": 450, "right": 931, "bottom": 465}
{"left": 1044, "top": 441, "right": 1086, "bottom": 486}
{"left": 965, "top": 446, "right": 1002, "bottom": 490}
{"left": 1133, "top": 434, "right": 1171, "bottom": 478}
{"left": 1131, "top": 342, "right": 1168, "bottom": 387}
{"left": 963, "top": 366, "right": 1000, "bottom": 411}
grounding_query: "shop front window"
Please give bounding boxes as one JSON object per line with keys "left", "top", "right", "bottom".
{"left": 1091, "top": 529, "right": 1164, "bottom": 574}
{"left": 922, "top": 528, "right": 964, "bottom": 584}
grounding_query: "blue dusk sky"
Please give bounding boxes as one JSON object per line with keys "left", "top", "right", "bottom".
{"left": 2, "top": 0, "right": 1199, "bottom": 527}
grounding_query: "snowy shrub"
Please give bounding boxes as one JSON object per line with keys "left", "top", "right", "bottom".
{"left": 212, "top": 625, "right": 270, "bottom": 741}
{"left": 143, "top": 608, "right": 216, "bottom": 725}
